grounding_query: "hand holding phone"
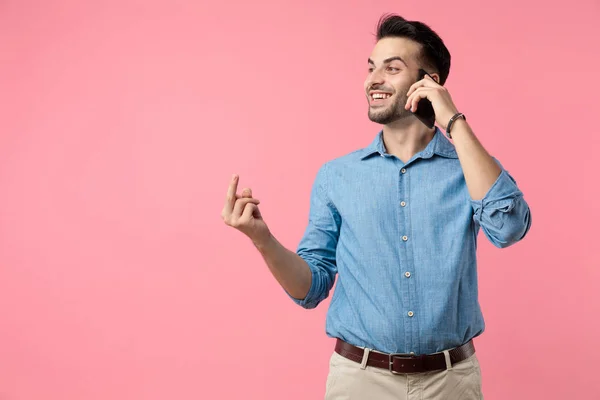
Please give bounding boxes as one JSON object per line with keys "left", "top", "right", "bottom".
{"left": 412, "top": 68, "right": 436, "bottom": 128}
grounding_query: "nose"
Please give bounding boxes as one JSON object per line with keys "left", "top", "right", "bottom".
{"left": 366, "top": 68, "right": 385, "bottom": 90}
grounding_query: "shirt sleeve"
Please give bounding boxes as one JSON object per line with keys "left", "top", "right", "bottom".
{"left": 287, "top": 163, "right": 341, "bottom": 309}
{"left": 470, "top": 158, "right": 532, "bottom": 248}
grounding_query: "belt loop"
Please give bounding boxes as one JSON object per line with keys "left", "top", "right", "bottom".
{"left": 443, "top": 350, "right": 452, "bottom": 370}
{"left": 360, "top": 348, "right": 371, "bottom": 370}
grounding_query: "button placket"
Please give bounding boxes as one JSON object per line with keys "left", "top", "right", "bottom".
{"left": 398, "top": 163, "right": 416, "bottom": 351}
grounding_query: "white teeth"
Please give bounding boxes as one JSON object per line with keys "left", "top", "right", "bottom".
{"left": 372, "top": 93, "right": 391, "bottom": 99}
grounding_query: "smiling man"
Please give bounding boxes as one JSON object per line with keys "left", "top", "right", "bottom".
{"left": 222, "top": 14, "right": 531, "bottom": 399}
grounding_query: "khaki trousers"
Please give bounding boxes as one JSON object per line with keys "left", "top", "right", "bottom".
{"left": 324, "top": 349, "right": 484, "bottom": 399}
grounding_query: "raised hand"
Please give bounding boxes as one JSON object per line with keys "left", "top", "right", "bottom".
{"left": 221, "top": 174, "right": 271, "bottom": 246}
{"left": 405, "top": 73, "right": 460, "bottom": 131}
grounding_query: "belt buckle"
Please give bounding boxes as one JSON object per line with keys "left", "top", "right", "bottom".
{"left": 388, "top": 353, "right": 416, "bottom": 375}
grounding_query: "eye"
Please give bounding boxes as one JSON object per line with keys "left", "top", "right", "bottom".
{"left": 387, "top": 66, "right": 400, "bottom": 73}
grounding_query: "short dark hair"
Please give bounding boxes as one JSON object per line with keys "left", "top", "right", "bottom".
{"left": 376, "top": 14, "right": 451, "bottom": 85}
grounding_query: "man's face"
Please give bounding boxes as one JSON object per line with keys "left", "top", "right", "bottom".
{"left": 365, "top": 37, "right": 422, "bottom": 125}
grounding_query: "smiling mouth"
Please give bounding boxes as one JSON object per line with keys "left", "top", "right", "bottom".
{"left": 371, "top": 93, "right": 392, "bottom": 100}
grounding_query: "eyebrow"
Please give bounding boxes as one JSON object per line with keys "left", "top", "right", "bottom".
{"left": 368, "top": 56, "right": 407, "bottom": 67}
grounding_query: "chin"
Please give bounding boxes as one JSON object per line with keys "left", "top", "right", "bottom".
{"left": 368, "top": 108, "right": 391, "bottom": 121}
{"left": 368, "top": 109, "right": 410, "bottom": 125}
{"left": 368, "top": 114, "right": 392, "bottom": 124}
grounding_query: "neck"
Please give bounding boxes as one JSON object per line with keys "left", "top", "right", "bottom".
{"left": 381, "top": 118, "right": 436, "bottom": 163}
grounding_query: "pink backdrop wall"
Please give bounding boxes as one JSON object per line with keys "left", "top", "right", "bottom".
{"left": 1, "top": 1, "right": 599, "bottom": 399}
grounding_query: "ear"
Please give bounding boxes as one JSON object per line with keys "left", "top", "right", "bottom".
{"left": 429, "top": 73, "right": 441, "bottom": 84}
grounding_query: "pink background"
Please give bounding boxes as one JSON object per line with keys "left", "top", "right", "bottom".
{"left": 1, "top": 1, "right": 599, "bottom": 399}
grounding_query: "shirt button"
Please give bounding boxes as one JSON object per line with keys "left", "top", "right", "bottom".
{"left": 402, "top": 235, "right": 408, "bottom": 241}
{"left": 400, "top": 201, "right": 406, "bottom": 207}
{"left": 410, "top": 352, "right": 415, "bottom": 355}
{"left": 408, "top": 311, "right": 414, "bottom": 317}
{"left": 401, "top": 168, "right": 407, "bottom": 174}
{"left": 405, "top": 271, "right": 411, "bottom": 278}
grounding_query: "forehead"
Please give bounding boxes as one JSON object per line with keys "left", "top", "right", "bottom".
{"left": 369, "top": 37, "right": 422, "bottom": 66}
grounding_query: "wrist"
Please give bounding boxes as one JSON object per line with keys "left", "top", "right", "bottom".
{"left": 252, "top": 231, "right": 274, "bottom": 251}
{"left": 444, "top": 112, "right": 467, "bottom": 138}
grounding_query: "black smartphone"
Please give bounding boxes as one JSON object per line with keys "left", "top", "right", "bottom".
{"left": 412, "top": 68, "right": 436, "bottom": 128}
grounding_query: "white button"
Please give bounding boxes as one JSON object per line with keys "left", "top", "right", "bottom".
{"left": 405, "top": 272, "right": 411, "bottom": 278}
{"left": 402, "top": 235, "right": 408, "bottom": 241}
{"left": 400, "top": 201, "right": 406, "bottom": 207}
{"left": 401, "top": 168, "right": 407, "bottom": 174}
{"left": 409, "top": 352, "right": 415, "bottom": 355}
{"left": 408, "top": 311, "right": 414, "bottom": 317}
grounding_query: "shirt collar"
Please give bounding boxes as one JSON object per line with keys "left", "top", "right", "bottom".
{"left": 360, "top": 127, "right": 458, "bottom": 160}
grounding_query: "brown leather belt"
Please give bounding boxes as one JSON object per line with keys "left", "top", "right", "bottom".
{"left": 334, "top": 338, "right": 475, "bottom": 374}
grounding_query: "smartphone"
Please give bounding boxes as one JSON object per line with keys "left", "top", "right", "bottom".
{"left": 412, "top": 68, "right": 436, "bottom": 128}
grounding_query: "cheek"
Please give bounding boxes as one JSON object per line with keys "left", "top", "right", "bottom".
{"left": 394, "top": 85, "right": 410, "bottom": 99}
{"left": 392, "top": 76, "right": 413, "bottom": 91}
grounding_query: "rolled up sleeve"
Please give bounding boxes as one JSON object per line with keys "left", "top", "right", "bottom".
{"left": 288, "top": 163, "right": 341, "bottom": 309}
{"left": 470, "top": 160, "right": 532, "bottom": 248}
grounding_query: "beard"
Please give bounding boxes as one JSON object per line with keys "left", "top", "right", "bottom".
{"left": 367, "top": 91, "right": 412, "bottom": 125}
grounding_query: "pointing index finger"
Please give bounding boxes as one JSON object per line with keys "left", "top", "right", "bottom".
{"left": 224, "top": 174, "right": 239, "bottom": 213}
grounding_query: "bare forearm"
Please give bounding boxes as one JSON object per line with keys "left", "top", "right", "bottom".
{"left": 253, "top": 234, "right": 312, "bottom": 300}
{"left": 449, "top": 119, "right": 502, "bottom": 200}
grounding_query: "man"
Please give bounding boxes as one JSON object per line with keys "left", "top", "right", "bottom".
{"left": 221, "top": 14, "right": 531, "bottom": 400}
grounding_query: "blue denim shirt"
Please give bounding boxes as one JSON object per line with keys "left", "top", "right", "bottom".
{"left": 290, "top": 128, "right": 531, "bottom": 355}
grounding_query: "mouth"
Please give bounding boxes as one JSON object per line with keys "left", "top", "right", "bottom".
{"left": 369, "top": 92, "right": 393, "bottom": 105}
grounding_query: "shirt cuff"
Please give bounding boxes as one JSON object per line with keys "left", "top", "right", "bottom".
{"left": 284, "top": 260, "right": 321, "bottom": 309}
{"left": 470, "top": 168, "right": 521, "bottom": 229}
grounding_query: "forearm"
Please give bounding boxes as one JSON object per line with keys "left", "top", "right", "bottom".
{"left": 448, "top": 119, "right": 502, "bottom": 200}
{"left": 253, "top": 234, "right": 312, "bottom": 300}
{"left": 449, "top": 119, "right": 532, "bottom": 247}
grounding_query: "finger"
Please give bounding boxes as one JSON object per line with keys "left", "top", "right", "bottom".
{"left": 405, "top": 88, "right": 428, "bottom": 111}
{"left": 407, "top": 76, "right": 438, "bottom": 96}
{"left": 406, "top": 80, "right": 425, "bottom": 97}
{"left": 232, "top": 197, "right": 261, "bottom": 218}
{"left": 241, "top": 202, "right": 261, "bottom": 222}
{"left": 223, "top": 174, "right": 239, "bottom": 214}
{"left": 411, "top": 89, "right": 429, "bottom": 112}
{"left": 241, "top": 188, "right": 253, "bottom": 198}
